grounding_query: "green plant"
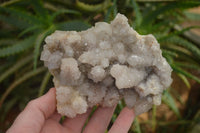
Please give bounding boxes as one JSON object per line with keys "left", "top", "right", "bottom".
{"left": 0, "top": 0, "right": 200, "bottom": 132}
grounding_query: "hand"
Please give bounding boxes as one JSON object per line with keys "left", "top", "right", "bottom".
{"left": 6, "top": 88, "right": 135, "bottom": 133}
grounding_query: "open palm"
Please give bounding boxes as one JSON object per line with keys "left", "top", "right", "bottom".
{"left": 7, "top": 88, "right": 135, "bottom": 133}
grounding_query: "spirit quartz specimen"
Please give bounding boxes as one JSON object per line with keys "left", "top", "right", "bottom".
{"left": 40, "top": 13, "right": 172, "bottom": 118}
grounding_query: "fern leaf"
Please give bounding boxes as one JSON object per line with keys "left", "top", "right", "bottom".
{"left": 0, "top": 7, "right": 41, "bottom": 26}
{"left": 162, "top": 49, "right": 178, "bottom": 58}
{"left": 130, "top": 0, "right": 142, "bottom": 29}
{"left": 51, "top": 9, "right": 80, "bottom": 22}
{"left": 0, "top": 39, "right": 18, "bottom": 46}
{"left": 171, "top": 64, "right": 200, "bottom": 84}
{"left": 0, "top": 15, "right": 29, "bottom": 29}
{"left": 38, "top": 72, "right": 51, "bottom": 96}
{"left": 160, "top": 36, "right": 200, "bottom": 60}
{"left": 142, "top": 1, "right": 200, "bottom": 26}
{"left": 132, "top": 118, "right": 142, "bottom": 133}
{"left": 19, "top": 25, "right": 42, "bottom": 37}
{"left": 0, "top": 67, "right": 46, "bottom": 107}
{"left": 56, "top": 20, "right": 91, "bottom": 31}
{"left": 31, "top": 0, "right": 49, "bottom": 20}
{"left": 0, "top": 36, "right": 36, "bottom": 57}
{"left": 33, "top": 26, "right": 56, "bottom": 69}
{"left": 104, "top": 0, "right": 117, "bottom": 22}
{"left": 104, "top": 6, "right": 112, "bottom": 22}
{"left": 148, "top": 20, "right": 171, "bottom": 34}
{"left": 177, "top": 73, "right": 191, "bottom": 89}
{"left": 76, "top": 0, "right": 111, "bottom": 12}
{"left": 163, "top": 54, "right": 174, "bottom": 64}
{"left": 0, "top": 55, "right": 32, "bottom": 83}
{"left": 174, "top": 62, "right": 200, "bottom": 71}
{"left": 162, "top": 89, "right": 181, "bottom": 118}
{"left": 158, "top": 26, "right": 200, "bottom": 41}
{"left": 184, "top": 11, "right": 200, "bottom": 21}
{"left": 113, "top": 0, "right": 118, "bottom": 18}
{"left": 161, "top": 45, "right": 200, "bottom": 64}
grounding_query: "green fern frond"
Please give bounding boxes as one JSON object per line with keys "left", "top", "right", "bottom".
{"left": 33, "top": 26, "right": 56, "bottom": 69}
{"left": 1, "top": 0, "right": 22, "bottom": 7}
{"left": 174, "top": 62, "right": 200, "bottom": 71}
{"left": 38, "top": 72, "right": 51, "bottom": 97}
{"left": 104, "top": 6, "right": 112, "bottom": 22}
{"left": 19, "top": 25, "right": 42, "bottom": 37}
{"left": 0, "top": 36, "right": 36, "bottom": 57}
{"left": 31, "top": 0, "right": 49, "bottom": 20}
{"left": 0, "top": 14, "right": 29, "bottom": 29}
{"left": 112, "top": 0, "right": 117, "bottom": 18}
{"left": 0, "top": 7, "right": 41, "bottom": 26}
{"left": 184, "top": 11, "right": 200, "bottom": 21}
{"left": 142, "top": 1, "right": 200, "bottom": 26}
{"left": 158, "top": 26, "right": 200, "bottom": 40}
{"left": 56, "top": 20, "right": 91, "bottom": 31}
{"left": 0, "top": 67, "right": 46, "bottom": 107}
{"left": 162, "top": 49, "right": 178, "bottom": 58}
{"left": 132, "top": 118, "right": 142, "bottom": 133}
{"left": 130, "top": 0, "right": 142, "bottom": 29}
{"left": 162, "top": 45, "right": 200, "bottom": 64}
{"left": 147, "top": 20, "right": 171, "bottom": 34}
{"left": 0, "top": 55, "right": 32, "bottom": 83}
{"left": 162, "top": 89, "right": 181, "bottom": 118}
{"left": 163, "top": 54, "right": 174, "bottom": 64}
{"left": 160, "top": 36, "right": 200, "bottom": 60}
{"left": 76, "top": 0, "right": 111, "bottom": 12}
{"left": 104, "top": 0, "right": 117, "bottom": 22}
{"left": 51, "top": 9, "right": 80, "bottom": 22}
{"left": 0, "top": 39, "right": 18, "bottom": 46}
{"left": 171, "top": 64, "right": 200, "bottom": 84}
{"left": 177, "top": 73, "right": 191, "bottom": 89}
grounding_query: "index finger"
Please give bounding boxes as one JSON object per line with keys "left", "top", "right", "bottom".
{"left": 109, "top": 107, "right": 135, "bottom": 133}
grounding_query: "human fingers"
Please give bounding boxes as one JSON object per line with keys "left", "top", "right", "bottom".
{"left": 108, "top": 107, "right": 135, "bottom": 133}
{"left": 49, "top": 112, "right": 62, "bottom": 122}
{"left": 40, "top": 119, "right": 63, "bottom": 133}
{"left": 62, "top": 108, "right": 92, "bottom": 133}
{"left": 83, "top": 106, "right": 116, "bottom": 133}
{"left": 6, "top": 88, "right": 57, "bottom": 133}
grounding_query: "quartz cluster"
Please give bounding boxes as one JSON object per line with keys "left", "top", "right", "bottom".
{"left": 41, "top": 13, "right": 172, "bottom": 118}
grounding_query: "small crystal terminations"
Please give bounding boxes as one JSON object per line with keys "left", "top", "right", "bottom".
{"left": 41, "top": 13, "right": 172, "bottom": 118}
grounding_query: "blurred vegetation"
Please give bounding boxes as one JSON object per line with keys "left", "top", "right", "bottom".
{"left": 0, "top": 0, "right": 200, "bottom": 132}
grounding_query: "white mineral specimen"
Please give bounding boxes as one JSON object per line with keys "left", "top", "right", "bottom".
{"left": 40, "top": 13, "right": 172, "bottom": 118}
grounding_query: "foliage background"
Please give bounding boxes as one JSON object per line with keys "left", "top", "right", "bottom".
{"left": 0, "top": 0, "right": 200, "bottom": 132}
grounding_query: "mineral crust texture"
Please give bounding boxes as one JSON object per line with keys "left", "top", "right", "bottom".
{"left": 41, "top": 13, "right": 172, "bottom": 118}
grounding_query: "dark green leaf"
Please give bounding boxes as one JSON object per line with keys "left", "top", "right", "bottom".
{"left": 171, "top": 64, "right": 200, "bottom": 84}
{"left": 76, "top": 0, "right": 111, "bottom": 12}
{"left": 142, "top": 1, "right": 200, "bottom": 26}
{"left": 177, "top": 73, "right": 191, "bottom": 89}
{"left": 0, "top": 55, "right": 32, "bottom": 83}
{"left": 162, "top": 90, "right": 181, "bottom": 118}
{"left": 19, "top": 25, "right": 42, "bottom": 37}
{"left": 0, "top": 7, "right": 41, "bottom": 25}
{"left": 33, "top": 26, "right": 56, "bottom": 69}
{"left": 0, "top": 36, "right": 36, "bottom": 57}
{"left": 160, "top": 36, "right": 200, "bottom": 60}
{"left": 56, "top": 20, "right": 91, "bottom": 31}
{"left": 130, "top": 0, "right": 142, "bottom": 29}
{"left": 0, "top": 14, "right": 30, "bottom": 29}
{"left": 31, "top": 0, "right": 49, "bottom": 20}
{"left": 184, "top": 11, "right": 200, "bottom": 21}
{"left": 51, "top": 9, "right": 80, "bottom": 22}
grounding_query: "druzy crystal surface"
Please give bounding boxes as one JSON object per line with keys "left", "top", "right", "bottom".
{"left": 41, "top": 13, "right": 172, "bottom": 118}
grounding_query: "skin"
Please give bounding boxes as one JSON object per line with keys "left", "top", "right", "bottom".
{"left": 6, "top": 88, "right": 135, "bottom": 133}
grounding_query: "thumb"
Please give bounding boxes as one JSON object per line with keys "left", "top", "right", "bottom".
{"left": 7, "top": 88, "right": 57, "bottom": 133}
